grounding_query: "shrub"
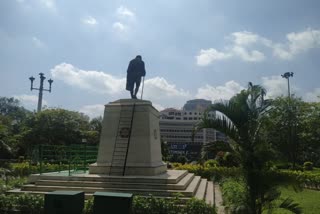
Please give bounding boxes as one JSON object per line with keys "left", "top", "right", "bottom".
{"left": 0, "top": 194, "right": 215, "bottom": 214}
{"left": 204, "top": 159, "right": 219, "bottom": 168}
{"left": 303, "top": 162, "right": 313, "bottom": 171}
{"left": 132, "top": 195, "right": 180, "bottom": 214}
{"left": 10, "top": 161, "right": 69, "bottom": 176}
{"left": 220, "top": 178, "right": 246, "bottom": 209}
{"left": 132, "top": 195, "right": 215, "bottom": 214}
{"left": 0, "top": 194, "right": 44, "bottom": 214}
{"left": 280, "top": 169, "right": 320, "bottom": 189}
{"left": 184, "top": 197, "right": 215, "bottom": 214}
{"left": 173, "top": 163, "right": 241, "bottom": 181}
{"left": 84, "top": 198, "right": 94, "bottom": 214}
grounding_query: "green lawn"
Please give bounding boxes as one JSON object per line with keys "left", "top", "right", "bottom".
{"left": 270, "top": 188, "right": 320, "bottom": 214}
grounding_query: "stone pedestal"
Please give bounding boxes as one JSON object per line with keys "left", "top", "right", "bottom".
{"left": 89, "top": 99, "right": 167, "bottom": 176}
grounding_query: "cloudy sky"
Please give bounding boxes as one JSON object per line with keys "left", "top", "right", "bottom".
{"left": 1, "top": 0, "right": 320, "bottom": 118}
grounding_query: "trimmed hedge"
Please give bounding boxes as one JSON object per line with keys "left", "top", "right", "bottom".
{"left": 281, "top": 169, "right": 320, "bottom": 189}
{"left": 0, "top": 194, "right": 216, "bottom": 214}
{"left": 9, "top": 162, "right": 69, "bottom": 176}
{"left": 173, "top": 163, "right": 241, "bottom": 181}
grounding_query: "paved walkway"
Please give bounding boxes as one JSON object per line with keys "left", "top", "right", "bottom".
{"left": 214, "top": 182, "right": 225, "bottom": 214}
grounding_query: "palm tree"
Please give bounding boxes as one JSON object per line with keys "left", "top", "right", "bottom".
{"left": 195, "top": 82, "right": 301, "bottom": 214}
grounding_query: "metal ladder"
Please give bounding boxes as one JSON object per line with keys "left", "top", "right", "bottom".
{"left": 109, "top": 104, "right": 136, "bottom": 176}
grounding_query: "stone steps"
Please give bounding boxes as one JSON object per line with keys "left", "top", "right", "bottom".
{"left": 27, "top": 170, "right": 189, "bottom": 184}
{"left": 34, "top": 173, "right": 195, "bottom": 190}
{"left": 194, "top": 178, "right": 208, "bottom": 200}
{"left": 22, "top": 176, "right": 201, "bottom": 197}
{"left": 8, "top": 170, "right": 215, "bottom": 205}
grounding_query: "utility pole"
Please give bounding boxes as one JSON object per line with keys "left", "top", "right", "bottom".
{"left": 29, "top": 73, "right": 53, "bottom": 112}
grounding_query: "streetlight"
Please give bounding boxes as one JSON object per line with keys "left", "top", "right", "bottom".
{"left": 281, "top": 72, "right": 294, "bottom": 98}
{"left": 29, "top": 73, "right": 53, "bottom": 112}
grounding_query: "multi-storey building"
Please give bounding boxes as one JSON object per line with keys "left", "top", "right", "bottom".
{"left": 159, "top": 99, "right": 227, "bottom": 160}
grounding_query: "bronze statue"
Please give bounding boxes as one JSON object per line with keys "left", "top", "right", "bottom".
{"left": 126, "top": 55, "right": 146, "bottom": 99}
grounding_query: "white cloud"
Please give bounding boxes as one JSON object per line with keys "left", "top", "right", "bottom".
{"left": 112, "top": 22, "right": 127, "bottom": 32}
{"left": 39, "top": 0, "right": 56, "bottom": 10}
{"left": 51, "top": 63, "right": 125, "bottom": 94}
{"left": 152, "top": 103, "right": 165, "bottom": 112}
{"left": 305, "top": 88, "right": 320, "bottom": 102}
{"left": 196, "top": 81, "right": 244, "bottom": 101}
{"left": 196, "top": 48, "right": 231, "bottom": 66}
{"left": 32, "top": 37, "right": 46, "bottom": 48}
{"left": 79, "top": 104, "right": 104, "bottom": 118}
{"left": 196, "top": 31, "right": 267, "bottom": 66}
{"left": 143, "top": 77, "right": 190, "bottom": 99}
{"left": 196, "top": 29, "right": 320, "bottom": 66}
{"left": 116, "top": 6, "right": 135, "bottom": 19}
{"left": 261, "top": 75, "right": 291, "bottom": 98}
{"left": 232, "top": 46, "right": 265, "bottom": 62}
{"left": 231, "top": 31, "right": 259, "bottom": 46}
{"left": 82, "top": 16, "right": 98, "bottom": 25}
{"left": 14, "top": 94, "right": 47, "bottom": 110}
{"left": 273, "top": 29, "right": 320, "bottom": 60}
{"left": 120, "top": 77, "right": 190, "bottom": 109}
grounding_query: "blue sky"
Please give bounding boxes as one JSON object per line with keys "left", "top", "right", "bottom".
{"left": 1, "top": 0, "right": 320, "bottom": 117}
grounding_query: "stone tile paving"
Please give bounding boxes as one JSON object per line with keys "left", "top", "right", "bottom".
{"left": 214, "top": 182, "right": 225, "bottom": 214}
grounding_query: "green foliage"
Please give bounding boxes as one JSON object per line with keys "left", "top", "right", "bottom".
{"left": 194, "top": 83, "right": 305, "bottom": 213}
{"left": 220, "top": 178, "right": 247, "bottom": 212}
{"left": 263, "top": 97, "right": 320, "bottom": 167}
{"left": 84, "top": 198, "right": 94, "bottom": 214}
{"left": 303, "top": 162, "right": 313, "bottom": 171}
{"left": 0, "top": 194, "right": 44, "bottom": 214}
{"left": 0, "top": 167, "right": 27, "bottom": 194}
{"left": 9, "top": 162, "right": 69, "bottom": 176}
{"left": 132, "top": 195, "right": 215, "bottom": 214}
{"left": 184, "top": 197, "right": 215, "bottom": 214}
{"left": 0, "top": 96, "right": 102, "bottom": 159}
{"left": 220, "top": 178, "right": 303, "bottom": 214}
{"left": 173, "top": 163, "right": 240, "bottom": 181}
{"left": 271, "top": 187, "right": 320, "bottom": 214}
{"left": 21, "top": 108, "right": 91, "bottom": 148}
{"left": 204, "top": 159, "right": 219, "bottom": 168}
{"left": 0, "top": 194, "right": 215, "bottom": 214}
{"left": 280, "top": 169, "right": 320, "bottom": 189}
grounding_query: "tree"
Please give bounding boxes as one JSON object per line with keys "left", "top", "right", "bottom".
{"left": 0, "top": 97, "right": 31, "bottom": 157}
{"left": 263, "top": 97, "right": 320, "bottom": 167}
{"left": 21, "top": 108, "right": 92, "bottom": 151}
{"left": 195, "top": 83, "right": 301, "bottom": 214}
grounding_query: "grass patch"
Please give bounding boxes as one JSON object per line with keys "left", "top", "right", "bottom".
{"left": 270, "top": 188, "right": 320, "bottom": 214}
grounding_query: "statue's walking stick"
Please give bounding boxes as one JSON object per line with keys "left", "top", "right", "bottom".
{"left": 140, "top": 76, "right": 145, "bottom": 100}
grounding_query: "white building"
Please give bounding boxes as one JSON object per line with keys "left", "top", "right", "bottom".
{"left": 159, "top": 99, "right": 227, "bottom": 160}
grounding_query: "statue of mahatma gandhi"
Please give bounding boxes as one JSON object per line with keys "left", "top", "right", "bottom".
{"left": 126, "top": 55, "right": 146, "bottom": 99}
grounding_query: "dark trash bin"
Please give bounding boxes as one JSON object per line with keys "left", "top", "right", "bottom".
{"left": 93, "top": 192, "right": 133, "bottom": 214}
{"left": 44, "top": 191, "right": 85, "bottom": 214}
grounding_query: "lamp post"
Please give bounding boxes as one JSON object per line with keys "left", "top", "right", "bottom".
{"left": 281, "top": 72, "right": 297, "bottom": 168}
{"left": 281, "top": 72, "right": 294, "bottom": 98}
{"left": 29, "top": 73, "right": 53, "bottom": 112}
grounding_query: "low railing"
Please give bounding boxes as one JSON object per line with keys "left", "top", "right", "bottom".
{"left": 29, "top": 144, "right": 98, "bottom": 176}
